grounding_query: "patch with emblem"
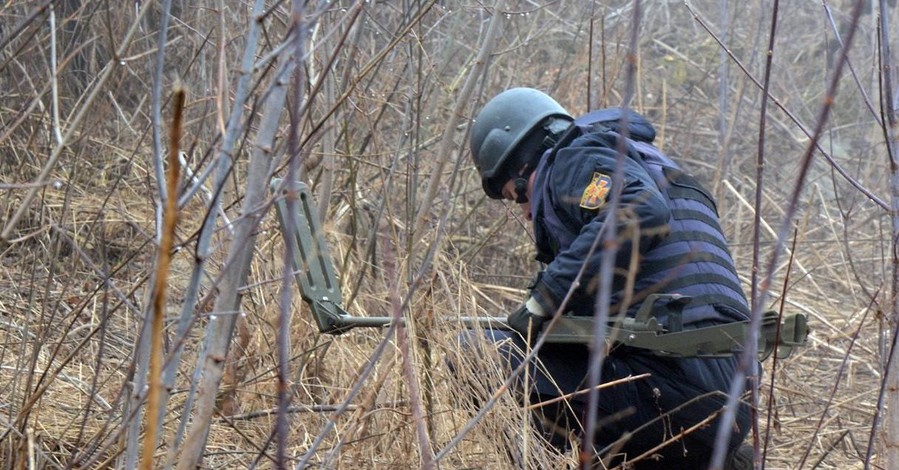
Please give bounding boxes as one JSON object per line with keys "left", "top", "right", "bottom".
{"left": 579, "top": 172, "right": 612, "bottom": 209}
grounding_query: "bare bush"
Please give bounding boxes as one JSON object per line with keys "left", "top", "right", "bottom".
{"left": 0, "top": 0, "right": 897, "bottom": 468}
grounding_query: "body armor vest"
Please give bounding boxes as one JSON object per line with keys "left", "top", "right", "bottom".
{"left": 532, "top": 109, "right": 750, "bottom": 325}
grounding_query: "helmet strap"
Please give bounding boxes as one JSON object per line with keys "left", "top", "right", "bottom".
{"left": 513, "top": 177, "right": 529, "bottom": 204}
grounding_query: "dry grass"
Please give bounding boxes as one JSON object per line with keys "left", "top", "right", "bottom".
{"left": 0, "top": 0, "right": 896, "bottom": 468}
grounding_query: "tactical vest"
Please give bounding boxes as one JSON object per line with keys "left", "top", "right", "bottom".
{"left": 532, "top": 109, "right": 750, "bottom": 325}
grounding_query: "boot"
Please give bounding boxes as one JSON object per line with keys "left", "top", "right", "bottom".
{"left": 723, "top": 444, "right": 754, "bottom": 470}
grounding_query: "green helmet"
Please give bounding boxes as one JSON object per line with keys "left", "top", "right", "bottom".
{"left": 469, "top": 88, "right": 572, "bottom": 199}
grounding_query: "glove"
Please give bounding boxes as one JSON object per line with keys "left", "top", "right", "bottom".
{"left": 507, "top": 297, "right": 547, "bottom": 344}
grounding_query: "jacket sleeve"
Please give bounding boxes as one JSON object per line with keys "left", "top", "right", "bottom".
{"left": 530, "top": 139, "right": 670, "bottom": 316}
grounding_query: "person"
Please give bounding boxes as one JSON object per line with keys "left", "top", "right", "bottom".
{"left": 467, "top": 87, "right": 753, "bottom": 469}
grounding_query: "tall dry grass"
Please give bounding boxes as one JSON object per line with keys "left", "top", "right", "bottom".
{"left": 0, "top": 0, "right": 897, "bottom": 468}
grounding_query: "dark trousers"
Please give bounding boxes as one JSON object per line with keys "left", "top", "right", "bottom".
{"left": 473, "top": 330, "right": 753, "bottom": 469}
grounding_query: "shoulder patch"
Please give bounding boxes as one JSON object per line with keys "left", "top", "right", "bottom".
{"left": 579, "top": 172, "right": 612, "bottom": 210}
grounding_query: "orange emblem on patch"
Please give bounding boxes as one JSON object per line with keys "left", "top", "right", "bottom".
{"left": 579, "top": 172, "right": 612, "bottom": 209}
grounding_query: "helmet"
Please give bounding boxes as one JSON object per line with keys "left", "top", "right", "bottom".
{"left": 469, "top": 88, "right": 572, "bottom": 198}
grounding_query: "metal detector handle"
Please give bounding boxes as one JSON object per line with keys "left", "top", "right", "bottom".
{"left": 545, "top": 311, "right": 808, "bottom": 359}
{"left": 759, "top": 310, "right": 809, "bottom": 360}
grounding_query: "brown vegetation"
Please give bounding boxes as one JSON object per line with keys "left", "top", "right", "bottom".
{"left": 0, "top": 0, "right": 897, "bottom": 468}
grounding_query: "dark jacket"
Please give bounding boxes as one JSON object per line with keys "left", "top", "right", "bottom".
{"left": 528, "top": 109, "right": 750, "bottom": 327}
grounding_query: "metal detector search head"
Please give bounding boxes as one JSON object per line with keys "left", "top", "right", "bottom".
{"left": 272, "top": 179, "right": 352, "bottom": 334}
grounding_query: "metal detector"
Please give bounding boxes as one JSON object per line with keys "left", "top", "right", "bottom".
{"left": 272, "top": 179, "right": 808, "bottom": 359}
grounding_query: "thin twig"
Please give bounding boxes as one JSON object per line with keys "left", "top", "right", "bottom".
{"left": 140, "top": 83, "right": 185, "bottom": 470}
{"left": 525, "top": 373, "right": 651, "bottom": 411}
{"left": 48, "top": 4, "right": 62, "bottom": 146}
{"left": 747, "top": 0, "right": 781, "bottom": 467}
{"left": 151, "top": 0, "right": 176, "bottom": 207}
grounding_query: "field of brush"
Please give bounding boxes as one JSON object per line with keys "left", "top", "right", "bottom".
{"left": 0, "top": 1, "right": 896, "bottom": 468}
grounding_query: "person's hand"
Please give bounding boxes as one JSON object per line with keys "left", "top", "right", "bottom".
{"left": 507, "top": 297, "right": 547, "bottom": 344}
